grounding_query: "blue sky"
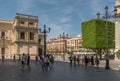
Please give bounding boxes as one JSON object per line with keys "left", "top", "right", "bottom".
{"left": 0, "top": 0, "right": 116, "bottom": 39}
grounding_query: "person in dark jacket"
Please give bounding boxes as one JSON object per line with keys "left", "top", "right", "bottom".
{"left": 95, "top": 55, "right": 100, "bottom": 69}
{"left": 84, "top": 55, "right": 88, "bottom": 69}
{"left": 69, "top": 55, "right": 73, "bottom": 67}
{"left": 27, "top": 54, "right": 31, "bottom": 70}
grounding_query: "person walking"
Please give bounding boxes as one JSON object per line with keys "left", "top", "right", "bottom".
{"left": 49, "top": 55, "right": 55, "bottom": 69}
{"left": 27, "top": 54, "right": 31, "bottom": 70}
{"left": 69, "top": 55, "right": 73, "bottom": 67}
{"left": 13, "top": 54, "right": 16, "bottom": 62}
{"left": 77, "top": 55, "right": 80, "bottom": 66}
{"left": 73, "top": 55, "right": 77, "bottom": 67}
{"left": 91, "top": 55, "right": 94, "bottom": 67}
{"left": 81, "top": 55, "right": 84, "bottom": 65}
{"left": 44, "top": 56, "right": 50, "bottom": 71}
{"left": 19, "top": 54, "right": 21, "bottom": 61}
{"left": 35, "top": 55, "right": 38, "bottom": 64}
{"left": 2, "top": 54, "right": 5, "bottom": 62}
{"left": 95, "top": 55, "right": 100, "bottom": 69}
{"left": 21, "top": 53, "right": 26, "bottom": 71}
{"left": 39, "top": 55, "right": 45, "bottom": 71}
{"left": 84, "top": 55, "right": 88, "bottom": 69}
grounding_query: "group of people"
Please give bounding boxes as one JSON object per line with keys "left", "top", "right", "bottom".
{"left": 35, "top": 54, "right": 55, "bottom": 71}
{"left": 13, "top": 53, "right": 31, "bottom": 71}
{"left": 21, "top": 53, "right": 31, "bottom": 71}
{"left": 12, "top": 54, "right": 55, "bottom": 71}
{"left": 69, "top": 54, "right": 100, "bottom": 69}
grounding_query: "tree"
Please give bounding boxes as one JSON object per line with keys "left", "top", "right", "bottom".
{"left": 81, "top": 19, "right": 115, "bottom": 58}
{"left": 116, "top": 50, "right": 120, "bottom": 59}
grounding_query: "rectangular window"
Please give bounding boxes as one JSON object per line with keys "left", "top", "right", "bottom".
{"left": 20, "top": 21, "right": 24, "bottom": 24}
{"left": 30, "top": 22, "right": 34, "bottom": 25}
{"left": 30, "top": 32, "right": 34, "bottom": 40}
{"left": 39, "top": 38, "right": 41, "bottom": 44}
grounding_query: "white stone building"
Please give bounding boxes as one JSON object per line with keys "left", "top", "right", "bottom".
{"left": 0, "top": 13, "right": 43, "bottom": 59}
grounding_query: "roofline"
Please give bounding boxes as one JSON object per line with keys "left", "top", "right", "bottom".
{"left": 16, "top": 13, "right": 38, "bottom": 18}
{"left": 0, "top": 19, "right": 13, "bottom": 23}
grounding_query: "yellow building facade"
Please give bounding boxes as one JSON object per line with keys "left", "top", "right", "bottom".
{"left": 0, "top": 13, "right": 42, "bottom": 59}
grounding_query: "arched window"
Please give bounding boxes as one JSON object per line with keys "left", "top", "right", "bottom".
{"left": 30, "top": 32, "right": 34, "bottom": 40}
{"left": 20, "top": 32, "right": 25, "bottom": 39}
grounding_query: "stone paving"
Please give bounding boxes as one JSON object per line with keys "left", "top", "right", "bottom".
{"left": 0, "top": 59, "right": 120, "bottom": 81}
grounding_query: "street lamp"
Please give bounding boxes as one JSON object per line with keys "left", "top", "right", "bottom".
{"left": 37, "top": 32, "right": 41, "bottom": 57}
{"left": 39, "top": 24, "right": 51, "bottom": 56}
{"left": 96, "top": 6, "right": 117, "bottom": 70}
{"left": 62, "top": 32, "right": 65, "bottom": 54}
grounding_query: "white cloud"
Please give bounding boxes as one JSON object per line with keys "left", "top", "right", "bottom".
{"left": 56, "top": 17, "right": 72, "bottom": 23}
{"left": 90, "top": 0, "right": 102, "bottom": 13}
{"left": 37, "top": 14, "right": 72, "bottom": 40}
{"left": 62, "top": 7, "right": 74, "bottom": 15}
{"left": 17, "top": 0, "right": 35, "bottom": 13}
{"left": 89, "top": 0, "right": 115, "bottom": 18}
{"left": 38, "top": 14, "right": 51, "bottom": 25}
{"left": 38, "top": 0, "right": 58, "bottom": 5}
{"left": 46, "top": 17, "right": 72, "bottom": 40}
{"left": 47, "top": 24, "right": 65, "bottom": 40}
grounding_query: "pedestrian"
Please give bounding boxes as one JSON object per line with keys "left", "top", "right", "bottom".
{"left": 35, "top": 55, "right": 38, "bottom": 64}
{"left": 63, "top": 54, "right": 65, "bottom": 61}
{"left": 21, "top": 53, "right": 26, "bottom": 71}
{"left": 44, "top": 56, "right": 50, "bottom": 71}
{"left": 87, "top": 56, "right": 91, "bottom": 67}
{"left": 2, "top": 54, "right": 4, "bottom": 62}
{"left": 91, "top": 55, "right": 94, "bottom": 67}
{"left": 81, "top": 55, "right": 84, "bottom": 65}
{"left": 49, "top": 55, "right": 55, "bottom": 69}
{"left": 27, "top": 53, "right": 31, "bottom": 70}
{"left": 84, "top": 55, "right": 88, "bottom": 69}
{"left": 95, "top": 55, "right": 100, "bottom": 69}
{"left": 73, "top": 55, "right": 77, "bottom": 67}
{"left": 76, "top": 55, "right": 80, "bottom": 66}
{"left": 39, "top": 55, "right": 45, "bottom": 71}
{"left": 19, "top": 54, "right": 21, "bottom": 61}
{"left": 13, "top": 54, "right": 16, "bottom": 62}
{"left": 69, "top": 55, "right": 73, "bottom": 67}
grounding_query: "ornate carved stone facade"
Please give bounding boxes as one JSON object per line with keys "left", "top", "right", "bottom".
{"left": 0, "top": 13, "right": 42, "bottom": 58}
{"left": 115, "top": 0, "right": 120, "bottom": 51}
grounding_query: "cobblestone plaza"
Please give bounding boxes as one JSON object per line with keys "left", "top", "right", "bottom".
{"left": 0, "top": 60, "right": 120, "bottom": 81}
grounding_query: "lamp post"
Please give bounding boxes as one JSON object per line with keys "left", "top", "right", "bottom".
{"left": 96, "top": 6, "right": 117, "bottom": 70}
{"left": 39, "top": 24, "right": 50, "bottom": 56}
{"left": 62, "top": 32, "right": 65, "bottom": 54}
{"left": 37, "top": 33, "right": 41, "bottom": 57}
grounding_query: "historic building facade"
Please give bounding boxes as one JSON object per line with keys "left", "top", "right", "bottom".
{"left": 47, "top": 34, "right": 82, "bottom": 54}
{"left": 0, "top": 13, "right": 43, "bottom": 59}
{"left": 47, "top": 33, "right": 71, "bottom": 54}
{"left": 67, "top": 35, "right": 82, "bottom": 53}
{"left": 115, "top": 0, "right": 120, "bottom": 51}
